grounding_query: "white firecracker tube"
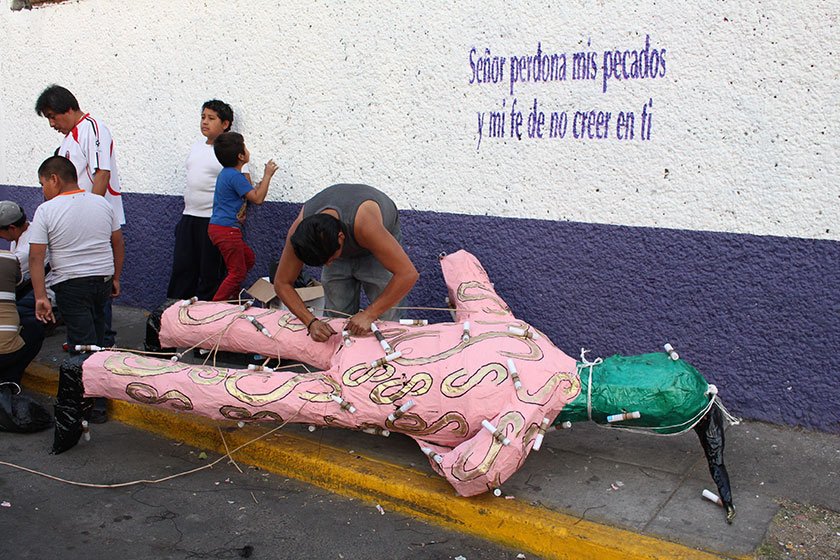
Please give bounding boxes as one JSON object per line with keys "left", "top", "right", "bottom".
{"left": 399, "top": 319, "right": 428, "bottom": 326}
{"left": 607, "top": 411, "right": 642, "bottom": 423}
{"left": 664, "top": 342, "right": 680, "bottom": 360}
{"left": 387, "top": 399, "right": 416, "bottom": 422}
{"left": 532, "top": 417, "right": 551, "bottom": 451}
{"left": 330, "top": 394, "right": 356, "bottom": 414}
{"left": 507, "top": 325, "right": 540, "bottom": 340}
{"left": 81, "top": 420, "right": 90, "bottom": 442}
{"left": 74, "top": 345, "right": 102, "bottom": 352}
{"left": 307, "top": 425, "right": 317, "bottom": 432}
{"left": 493, "top": 488, "right": 503, "bottom": 497}
{"left": 247, "top": 364, "right": 264, "bottom": 371}
{"left": 507, "top": 358, "right": 522, "bottom": 389}
{"left": 370, "top": 351, "right": 401, "bottom": 368}
{"left": 362, "top": 427, "right": 391, "bottom": 437}
{"left": 461, "top": 321, "right": 471, "bottom": 342}
{"left": 481, "top": 419, "right": 511, "bottom": 446}
{"left": 420, "top": 447, "right": 443, "bottom": 464}
{"left": 180, "top": 296, "right": 198, "bottom": 307}
{"left": 342, "top": 330, "right": 352, "bottom": 347}
{"left": 702, "top": 489, "right": 723, "bottom": 507}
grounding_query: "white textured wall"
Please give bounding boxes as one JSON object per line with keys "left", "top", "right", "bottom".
{"left": 1, "top": 0, "right": 837, "bottom": 240}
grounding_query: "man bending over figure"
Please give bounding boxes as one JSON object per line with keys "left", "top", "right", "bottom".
{"left": 273, "top": 184, "right": 418, "bottom": 342}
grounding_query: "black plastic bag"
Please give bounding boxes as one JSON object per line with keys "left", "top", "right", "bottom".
{"left": 52, "top": 357, "right": 92, "bottom": 454}
{"left": 694, "top": 403, "right": 736, "bottom": 523}
{"left": 144, "top": 299, "right": 178, "bottom": 353}
{"left": 0, "top": 382, "right": 52, "bottom": 433}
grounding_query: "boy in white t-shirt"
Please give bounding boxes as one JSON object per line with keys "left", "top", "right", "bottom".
{"left": 167, "top": 99, "right": 250, "bottom": 301}
{"left": 30, "top": 156, "right": 124, "bottom": 432}
{"left": 29, "top": 156, "right": 124, "bottom": 343}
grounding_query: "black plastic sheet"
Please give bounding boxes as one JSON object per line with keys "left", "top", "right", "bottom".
{"left": 694, "top": 404, "right": 736, "bottom": 523}
{"left": 144, "top": 299, "right": 177, "bottom": 353}
{"left": 0, "top": 383, "right": 52, "bottom": 433}
{"left": 52, "top": 357, "right": 93, "bottom": 454}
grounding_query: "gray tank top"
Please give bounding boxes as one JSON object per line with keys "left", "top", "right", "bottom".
{"left": 302, "top": 184, "right": 400, "bottom": 259}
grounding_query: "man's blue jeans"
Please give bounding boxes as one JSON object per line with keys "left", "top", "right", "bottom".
{"left": 51, "top": 275, "right": 112, "bottom": 349}
{"left": 321, "top": 253, "right": 403, "bottom": 321}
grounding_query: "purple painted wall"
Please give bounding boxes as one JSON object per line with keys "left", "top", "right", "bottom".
{"left": 2, "top": 184, "right": 838, "bottom": 433}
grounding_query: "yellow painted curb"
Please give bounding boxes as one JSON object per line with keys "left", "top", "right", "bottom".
{"left": 22, "top": 363, "right": 733, "bottom": 560}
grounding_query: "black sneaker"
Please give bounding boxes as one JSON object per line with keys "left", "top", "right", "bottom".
{"left": 88, "top": 408, "right": 108, "bottom": 424}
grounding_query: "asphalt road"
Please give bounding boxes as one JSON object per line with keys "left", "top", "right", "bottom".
{"left": 1, "top": 395, "right": 523, "bottom": 560}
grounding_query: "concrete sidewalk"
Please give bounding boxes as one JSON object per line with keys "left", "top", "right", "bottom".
{"left": 20, "top": 305, "right": 840, "bottom": 559}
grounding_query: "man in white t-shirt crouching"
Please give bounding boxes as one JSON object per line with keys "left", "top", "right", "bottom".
{"left": 29, "top": 156, "right": 124, "bottom": 428}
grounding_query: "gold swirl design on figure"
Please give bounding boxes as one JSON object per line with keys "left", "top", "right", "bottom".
{"left": 299, "top": 375, "right": 342, "bottom": 403}
{"left": 125, "top": 382, "right": 193, "bottom": 410}
{"left": 387, "top": 411, "right": 470, "bottom": 437}
{"left": 457, "top": 281, "right": 511, "bottom": 315}
{"left": 451, "top": 411, "right": 525, "bottom": 482}
{"left": 342, "top": 362, "right": 396, "bottom": 387}
{"left": 441, "top": 363, "right": 508, "bottom": 398}
{"left": 369, "top": 372, "right": 433, "bottom": 405}
{"left": 395, "top": 331, "right": 542, "bottom": 366}
{"left": 225, "top": 371, "right": 312, "bottom": 406}
{"left": 275, "top": 312, "right": 306, "bottom": 332}
{"left": 515, "top": 370, "right": 581, "bottom": 405}
{"left": 178, "top": 305, "right": 273, "bottom": 326}
{"left": 522, "top": 421, "right": 541, "bottom": 450}
{"left": 187, "top": 365, "right": 231, "bottom": 386}
{"left": 104, "top": 354, "right": 188, "bottom": 377}
{"left": 219, "top": 406, "right": 284, "bottom": 423}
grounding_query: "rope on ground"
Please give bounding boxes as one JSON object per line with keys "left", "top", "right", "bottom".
{"left": 0, "top": 397, "right": 311, "bottom": 489}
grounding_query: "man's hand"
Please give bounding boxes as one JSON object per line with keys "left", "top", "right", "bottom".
{"left": 345, "top": 310, "right": 376, "bottom": 336}
{"left": 35, "top": 297, "right": 55, "bottom": 324}
{"left": 111, "top": 278, "right": 121, "bottom": 298}
{"left": 309, "top": 319, "right": 337, "bottom": 342}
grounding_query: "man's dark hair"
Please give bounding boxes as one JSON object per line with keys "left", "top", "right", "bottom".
{"left": 9, "top": 208, "right": 26, "bottom": 229}
{"left": 213, "top": 132, "right": 245, "bottom": 167}
{"left": 291, "top": 214, "right": 345, "bottom": 266}
{"left": 35, "top": 85, "right": 80, "bottom": 116}
{"left": 38, "top": 155, "right": 78, "bottom": 183}
{"left": 202, "top": 99, "right": 234, "bottom": 132}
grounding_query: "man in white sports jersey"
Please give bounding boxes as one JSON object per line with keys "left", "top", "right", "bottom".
{"left": 36, "top": 84, "right": 124, "bottom": 349}
{"left": 36, "top": 85, "right": 125, "bottom": 225}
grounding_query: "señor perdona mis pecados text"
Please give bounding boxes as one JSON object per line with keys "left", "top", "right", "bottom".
{"left": 469, "top": 34, "right": 667, "bottom": 95}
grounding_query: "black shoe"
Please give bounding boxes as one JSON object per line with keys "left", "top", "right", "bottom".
{"left": 88, "top": 408, "right": 108, "bottom": 424}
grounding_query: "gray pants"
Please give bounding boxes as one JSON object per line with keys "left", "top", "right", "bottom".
{"left": 321, "top": 253, "right": 402, "bottom": 322}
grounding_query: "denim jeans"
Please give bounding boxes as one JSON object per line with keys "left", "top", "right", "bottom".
{"left": 51, "top": 275, "right": 112, "bottom": 349}
{"left": 321, "top": 253, "right": 402, "bottom": 321}
{"left": 0, "top": 313, "right": 44, "bottom": 384}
